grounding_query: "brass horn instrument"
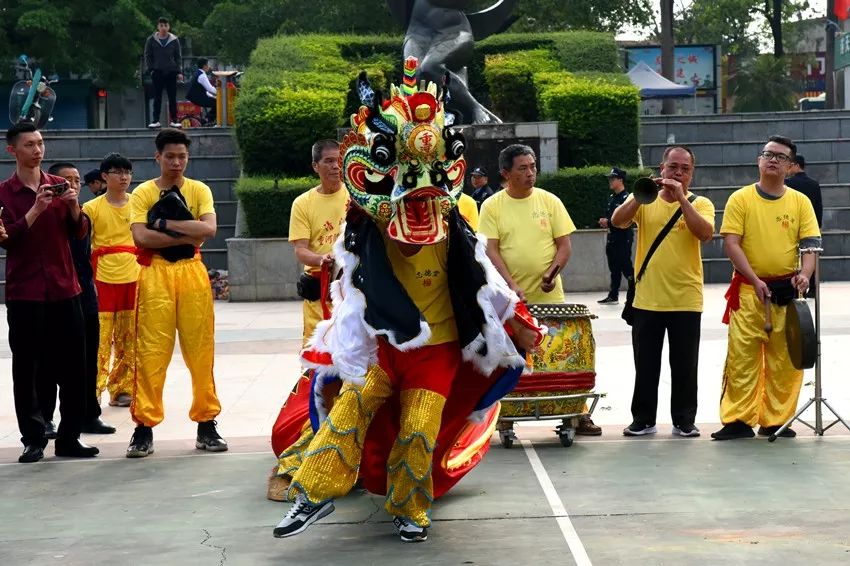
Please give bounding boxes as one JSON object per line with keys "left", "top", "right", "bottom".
{"left": 633, "top": 177, "right": 661, "bottom": 205}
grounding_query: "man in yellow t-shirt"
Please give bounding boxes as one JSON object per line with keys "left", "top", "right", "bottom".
{"left": 479, "top": 144, "right": 602, "bottom": 435}
{"left": 612, "top": 146, "right": 715, "bottom": 438}
{"left": 83, "top": 153, "right": 140, "bottom": 408}
{"left": 125, "top": 128, "right": 226, "bottom": 458}
{"left": 714, "top": 135, "right": 820, "bottom": 441}
{"left": 289, "top": 140, "right": 350, "bottom": 345}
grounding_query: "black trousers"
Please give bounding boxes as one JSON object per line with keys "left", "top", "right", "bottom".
{"left": 606, "top": 238, "right": 634, "bottom": 298}
{"left": 630, "top": 308, "right": 700, "bottom": 427}
{"left": 7, "top": 297, "right": 87, "bottom": 447}
{"left": 38, "top": 308, "right": 101, "bottom": 423}
{"left": 151, "top": 70, "right": 178, "bottom": 123}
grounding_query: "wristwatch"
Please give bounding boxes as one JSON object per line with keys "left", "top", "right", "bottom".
{"left": 158, "top": 218, "right": 167, "bottom": 231}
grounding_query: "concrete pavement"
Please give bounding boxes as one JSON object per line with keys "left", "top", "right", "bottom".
{"left": 2, "top": 283, "right": 850, "bottom": 565}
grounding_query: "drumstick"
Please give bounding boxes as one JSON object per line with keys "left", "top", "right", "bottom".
{"left": 543, "top": 263, "right": 562, "bottom": 285}
{"left": 763, "top": 296, "right": 773, "bottom": 334}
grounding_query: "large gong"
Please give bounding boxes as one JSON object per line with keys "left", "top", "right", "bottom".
{"left": 786, "top": 298, "right": 816, "bottom": 370}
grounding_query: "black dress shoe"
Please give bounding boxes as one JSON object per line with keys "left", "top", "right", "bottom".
{"left": 19, "top": 445, "right": 44, "bottom": 463}
{"left": 44, "top": 421, "right": 58, "bottom": 440}
{"left": 81, "top": 417, "right": 116, "bottom": 434}
{"left": 55, "top": 439, "right": 99, "bottom": 458}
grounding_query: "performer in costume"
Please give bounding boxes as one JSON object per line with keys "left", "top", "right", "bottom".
{"left": 83, "top": 153, "right": 139, "bottom": 407}
{"left": 268, "top": 140, "right": 348, "bottom": 501}
{"left": 125, "top": 128, "right": 227, "bottom": 457}
{"left": 272, "top": 62, "right": 541, "bottom": 543}
{"left": 714, "top": 135, "right": 820, "bottom": 441}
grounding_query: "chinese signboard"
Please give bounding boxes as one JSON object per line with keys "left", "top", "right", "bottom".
{"left": 836, "top": 32, "right": 850, "bottom": 71}
{"left": 625, "top": 45, "right": 717, "bottom": 90}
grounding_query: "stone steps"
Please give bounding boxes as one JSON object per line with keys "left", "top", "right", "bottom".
{"left": 693, "top": 183, "right": 850, "bottom": 209}
{"left": 683, "top": 160, "right": 850, "bottom": 186}
{"left": 0, "top": 129, "right": 240, "bottom": 299}
{"left": 640, "top": 111, "right": 850, "bottom": 145}
{"left": 641, "top": 139, "right": 850, "bottom": 167}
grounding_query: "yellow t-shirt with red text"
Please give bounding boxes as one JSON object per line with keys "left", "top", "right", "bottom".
{"left": 720, "top": 184, "right": 820, "bottom": 278}
{"left": 83, "top": 195, "right": 140, "bottom": 284}
{"left": 479, "top": 187, "right": 575, "bottom": 304}
{"left": 288, "top": 186, "right": 349, "bottom": 275}
{"left": 384, "top": 237, "right": 457, "bottom": 346}
{"left": 630, "top": 192, "right": 715, "bottom": 312}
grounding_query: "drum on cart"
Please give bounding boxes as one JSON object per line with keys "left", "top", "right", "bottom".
{"left": 498, "top": 303, "right": 601, "bottom": 448}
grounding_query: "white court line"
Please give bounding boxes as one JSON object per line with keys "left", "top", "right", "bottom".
{"left": 522, "top": 439, "right": 592, "bottom": 566}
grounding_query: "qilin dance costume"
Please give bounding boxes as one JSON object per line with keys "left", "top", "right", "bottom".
{"left": 272, "top": 59, "right": 542, "bottom": 542}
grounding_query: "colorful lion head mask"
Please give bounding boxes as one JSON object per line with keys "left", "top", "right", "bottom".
{"left": 340, "top": 57, "right": 467, "bottom": 245}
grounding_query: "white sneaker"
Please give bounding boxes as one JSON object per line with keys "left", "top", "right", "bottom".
{"left": 672, "top": 424, "right": 701, "bottom": 437}
{"left": 272, "top": 493, "right": 334, "bottom": 538}
{"left": 622, "top": 422, "right": 657, "bottom": 436}
{"left": 392, "top": 516, "right": 428, "bottom": 543}
{"left": 169, "top": 121, "right": 182, "bottom": 128}
{"left": 147, "top": 122, "right": 161, "bottom": 128}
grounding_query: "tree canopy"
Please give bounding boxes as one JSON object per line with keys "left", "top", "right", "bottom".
{"left": 1, "top": 0, "right": 655, "bottom": 87}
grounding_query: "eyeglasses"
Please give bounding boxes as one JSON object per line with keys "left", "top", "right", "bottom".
{"left": 757, "top": 151, "right": 791, "bottom": 163}
{"left": 106, "top": 170, "right": 133, "bottom": 177}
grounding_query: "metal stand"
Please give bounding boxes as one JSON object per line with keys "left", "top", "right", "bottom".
{"left": 769, "top": 248, "right": 850, "bottom": 442}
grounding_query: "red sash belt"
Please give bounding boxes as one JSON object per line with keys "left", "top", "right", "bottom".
{"left": 722, "top": 271, "right": 794, "bottom": 325}
{"left": 135, "top": 247, "right": 201, "bottom": 267}
{"left": 91, "top": 245, "right": 138, "bottom": 278}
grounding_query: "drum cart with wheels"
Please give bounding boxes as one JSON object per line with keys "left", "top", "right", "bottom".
{"left": 497, "top": 303, "right": 603, "bottom": 448}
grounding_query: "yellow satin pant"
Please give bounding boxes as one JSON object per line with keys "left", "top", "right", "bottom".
{"left": 130, "top": 256, "right": 221, "bottom": 427}
{"left": 97, "top": 309, "right": 136, "bottom": 400}
{"left": 288, "top": 366, "right": 445, "bottom": 528}
{"left": 302, "top": 299, "right": 324, "bottom": 347}
{"left": 720, "top": 288, "right": 803, "bottom": 427}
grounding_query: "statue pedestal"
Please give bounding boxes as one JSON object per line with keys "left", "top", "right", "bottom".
{"left": 457, "top": 121, "right": 559, "bottom": 175}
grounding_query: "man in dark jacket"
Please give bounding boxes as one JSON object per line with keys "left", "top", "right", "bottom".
{"left": 144, "top": 17, "right": 183, "bottom": 129}
{"left": 598, "top": 167, "right": 634, "bottom": 304}
{"left": 42, "top": 163, "right": 115, "bottom": 438}
{"left": 466, "top": 166, "right": 494, "bottom": 209}
{"left": 785, "top": 154, "right": 823, "bottom": 228}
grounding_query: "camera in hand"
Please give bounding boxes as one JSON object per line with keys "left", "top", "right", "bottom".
{"left": 46, "top": 182, "right": 69, "bottom": 195}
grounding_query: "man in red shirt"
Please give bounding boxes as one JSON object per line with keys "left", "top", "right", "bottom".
{"left": 0, "top": 122, "right": 99, "bottom": 463}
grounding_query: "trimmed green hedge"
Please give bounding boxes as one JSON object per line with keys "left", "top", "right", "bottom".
{"left": 235, "top": 166, "right": 650, "bottom": 237}
{"left": 537, "top": 166, "right": 651, "bottom": 229}
{"left": 234, "top": 176, "right": 315, "bottom": 237}
{"left": 236, "top": 31, "right": 631, "bottom": 177}
{"left": 540, "top": 80, "right": 641, "bottom": 168}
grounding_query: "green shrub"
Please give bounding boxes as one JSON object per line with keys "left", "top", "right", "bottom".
{"left": 483, "top": 50, "right": 560, "bottom": 122}
{"left": 234, "top": 176, "right": 316, "bottom": 237}
{"left": 235, "top": 86, "right": 344, "bottom": 176}
{"left": 538, "top": 166, "right": 651, "bottom": 229}
{"left": 236, "top": 31, "right": 631, "bottom": 177}
{"left": 539, "top": 80, "right": 640, "bottom": 168}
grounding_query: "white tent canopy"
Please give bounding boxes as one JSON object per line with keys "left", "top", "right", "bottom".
{"left": 626, "top": 61, "right": 697, "bottom": 99}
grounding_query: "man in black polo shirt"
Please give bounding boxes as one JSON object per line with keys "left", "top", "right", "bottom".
{"left": 598, "top": 167, "right": 634, "bottom": 304}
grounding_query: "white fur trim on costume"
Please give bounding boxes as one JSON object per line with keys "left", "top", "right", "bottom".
{"left": 461, "top": 234, "right": 527, "bottom": 375}
{"left": 468, "top": 403, "right": 497, "bottom": 424}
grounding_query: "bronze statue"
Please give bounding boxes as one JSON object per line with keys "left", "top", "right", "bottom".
{"left": 387, "top": 0, "right": 518, "bottom": 124}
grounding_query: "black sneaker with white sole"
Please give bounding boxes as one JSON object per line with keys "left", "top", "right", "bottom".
{"left": 622, "top": 422, "right": 657, "bottom": 436}
{"left": 672, "top": 423, "right": 701, "bottom": 437}
{"left": 196, "top": 420, "right": 228, "bottom": 452}
{"left": 273, "top": 494, "right": 335, "bottom": 538}
{"left": 126, "top": 425, "right": 154, "bottom": 458}
{"left": 597, "top": 296, "right": 619, "bottom": 305}
{"left": 392, "top": 516, "right": 428, "bottom": 543}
